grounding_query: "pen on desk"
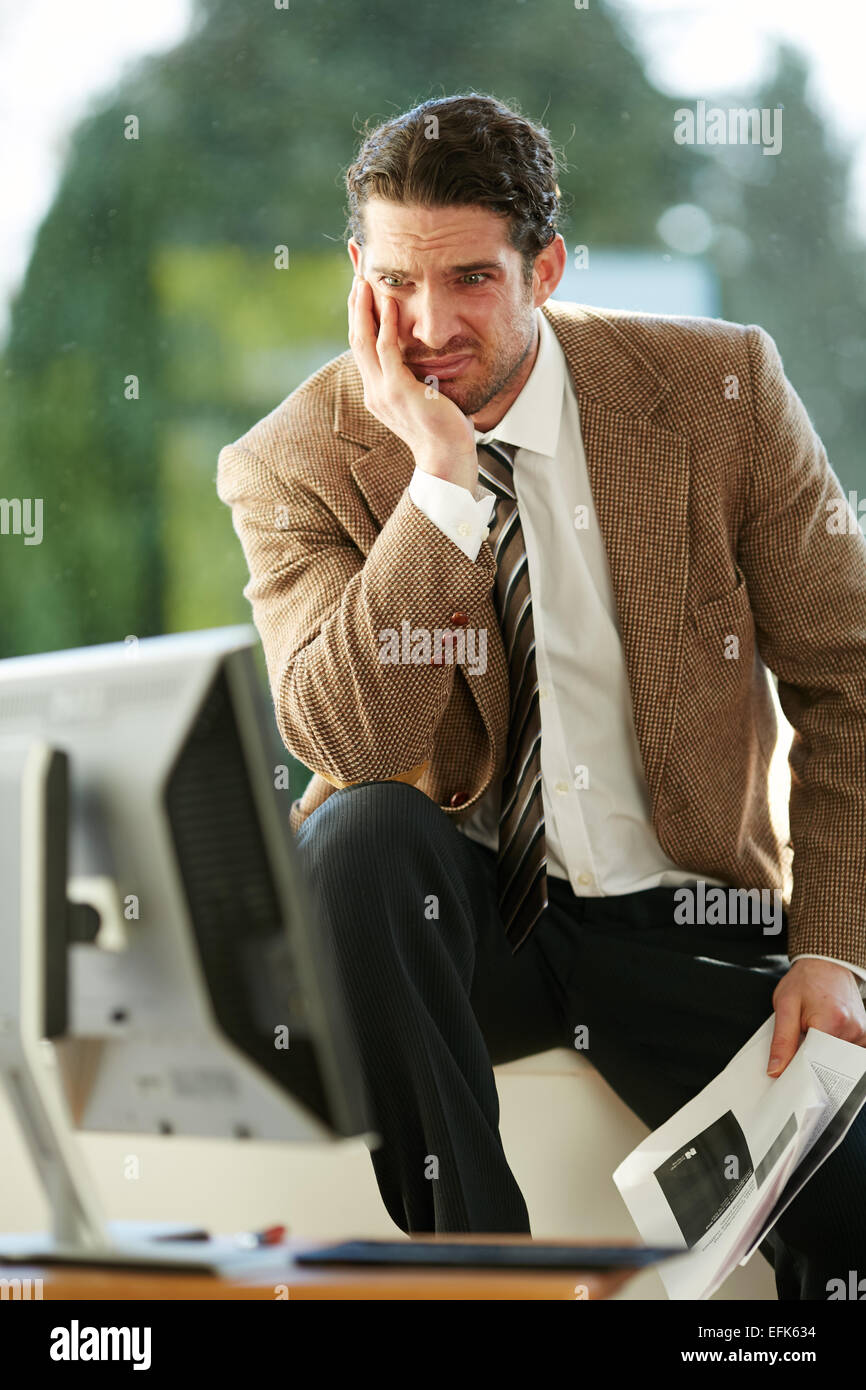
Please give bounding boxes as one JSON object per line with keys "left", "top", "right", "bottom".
{"left": 152, "top": 1223, "right": 287, "bottom": 1246}
{"left": 234, "top": 1224, "right": 287, "bottom": 1248}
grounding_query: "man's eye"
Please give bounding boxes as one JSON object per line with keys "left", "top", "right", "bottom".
{"left": 380, "top": 275, "right": 403, "bottom": 287}
{"left": 461, "top": 273, "right": 488, "bottom": 285}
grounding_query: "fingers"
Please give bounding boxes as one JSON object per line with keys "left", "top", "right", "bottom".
{"left": 375, "top": 294, "right": 407, "bottom": 382}
{"left": 348, "top": 277, "right": 382, "bottom": 386}
{"left": 802, "top": 997, "right": 866, "bottom": 1046}
{"left": 768, "top": 992, "right": 803, "bottom": 1076}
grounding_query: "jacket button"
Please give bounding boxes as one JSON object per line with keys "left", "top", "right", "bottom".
{"left": 450, "top": 611, "right": 469, "bottom": 627}
{"left": 449, "top": 790, "right": 469, "bottom": 807}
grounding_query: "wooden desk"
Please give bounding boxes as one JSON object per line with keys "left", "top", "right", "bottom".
{"left": 2, "top": 1235, "right": 642, "bottom": 1301}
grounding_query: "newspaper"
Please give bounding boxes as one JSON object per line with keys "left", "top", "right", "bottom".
{"left": 612, "top": 1017, "right": 866, "bottom": 1299}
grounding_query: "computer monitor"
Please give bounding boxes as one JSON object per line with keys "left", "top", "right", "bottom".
{"left": 0, "top": 625, "right": 377, "bottom": 1269}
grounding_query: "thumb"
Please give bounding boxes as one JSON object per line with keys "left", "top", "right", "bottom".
{"left": 768, "top": 997, "right": 802, "bottom": 1077}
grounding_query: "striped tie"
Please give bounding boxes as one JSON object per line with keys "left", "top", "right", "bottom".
{"left": 477, "top": 439, "right": 548, "bottom": 950}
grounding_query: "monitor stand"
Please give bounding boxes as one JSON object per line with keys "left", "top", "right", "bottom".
{"left": 0, "top": 739, "right": 287, "bottom": 1276}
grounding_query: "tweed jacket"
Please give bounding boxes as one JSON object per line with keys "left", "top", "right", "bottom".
{"left": 217, "top": 298, "right": 866, "bottom": 969}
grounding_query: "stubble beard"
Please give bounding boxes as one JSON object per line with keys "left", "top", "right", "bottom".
{"left": 427, "top": 311, "right": 537, "bottom": 418}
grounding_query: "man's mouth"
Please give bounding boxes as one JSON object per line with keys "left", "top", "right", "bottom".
{"left": 406, "top": 355, "right": 473, "bottom": 380}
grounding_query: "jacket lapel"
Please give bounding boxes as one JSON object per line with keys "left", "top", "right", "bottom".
{"left": 349, "top": 430, "right": 415, "bottom": 528}
{"left": 339, "top": 302, "right": 691, "bottom": 806}
{"left": 540, "top": 303, "right": 691, "bottom": 802}
{"left": 577, "top": 398, "right": 690, "bottom": 802}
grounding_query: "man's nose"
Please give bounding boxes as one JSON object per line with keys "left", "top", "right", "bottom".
{"left": 405, "top": 289, "right": 461, "bottom": 351}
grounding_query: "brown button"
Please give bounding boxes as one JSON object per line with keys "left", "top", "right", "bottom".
{"left": 450, "top": 611, "right": 469, "bottom": 627}
{"left": 449, "top": 790, "right": 469, "bottom": 807}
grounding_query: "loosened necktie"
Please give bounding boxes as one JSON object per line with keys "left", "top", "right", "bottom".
{"left": 477, "top": 439, "right": 548, "bottom": 950}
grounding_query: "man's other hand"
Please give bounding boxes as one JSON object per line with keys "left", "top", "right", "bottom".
{"left": 768, "top": 958, "right": 866, "bottom": 1076}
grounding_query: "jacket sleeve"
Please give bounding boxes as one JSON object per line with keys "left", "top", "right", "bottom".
{"left": 216, "top": 440, "right": 497, "bottom": 788}
{"left": 738, "top": 324, "right": 866, "bottom": 969}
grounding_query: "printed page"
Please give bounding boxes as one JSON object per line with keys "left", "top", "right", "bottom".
{"left": 612, "top": 1017, "right": 866, "bottom": 1299}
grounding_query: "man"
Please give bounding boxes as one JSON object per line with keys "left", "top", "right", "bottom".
{"left": 217, "top": 93, "right": 866, "bottom": 1299}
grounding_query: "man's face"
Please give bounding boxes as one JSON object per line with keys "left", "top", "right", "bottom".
{"left": 348, "top": 199, "right": 561, "bottom": 419}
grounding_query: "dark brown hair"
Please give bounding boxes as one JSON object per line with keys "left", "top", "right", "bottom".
{"left": 344, "top": 93, "right": 562, "bottom": 281}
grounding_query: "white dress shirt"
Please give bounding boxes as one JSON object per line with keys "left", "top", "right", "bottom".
{"left": 408, "top": 307, "right": 866, "bottom": 987}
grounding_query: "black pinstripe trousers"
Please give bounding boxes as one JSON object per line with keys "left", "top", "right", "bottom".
{"left": 296, "top": 780, "right": 866, "bottom": 1300}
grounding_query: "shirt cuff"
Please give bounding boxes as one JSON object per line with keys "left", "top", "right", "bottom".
{"left": 789, "top": 953, "right": 866, "bottom": 994}
{"left": 408, "top": 467, "right": 497, "bottom": 562}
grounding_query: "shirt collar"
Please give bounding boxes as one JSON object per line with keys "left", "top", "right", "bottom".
{"left": 473, "top": 307, "right": 564, "bottom": 460}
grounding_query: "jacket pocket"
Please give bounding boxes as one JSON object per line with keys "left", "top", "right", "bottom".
{"left": 691, "top": 570, "right": 752, "bottom": 639}
{"left": 688, "top": 569, "right": 777, "bottom": 761}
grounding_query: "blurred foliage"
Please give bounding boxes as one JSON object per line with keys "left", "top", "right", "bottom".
{"left": 1, "top": 0, "right": 864, "bottom": 675}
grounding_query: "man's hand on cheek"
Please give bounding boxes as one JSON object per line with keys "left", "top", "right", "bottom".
{"left": 767, "top": 957, "right": 866, "bottom": 1077}
{"left": 347, "top": 275, "right": 479, "bottom": 493}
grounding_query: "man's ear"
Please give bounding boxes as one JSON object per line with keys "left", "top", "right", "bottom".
{"left": 348, "top": 238, "right": 362, "bottom": 275}
{"left": 533, "top": 233, "right": 567, "bottom": 306}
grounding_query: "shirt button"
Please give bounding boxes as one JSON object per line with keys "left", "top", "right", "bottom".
{"left": 449, "top": 790, "right": 469, "bottom": 807}
{"left": 457, "top": 522, "right": 472, "bottom": 537}
{"left": 555, "top": 781, "right": 569, "bottom": 795}
{"left": 450, "top": 611, "right": 469, "bottom": 627}
{"left": 577, "top": 872, "right": 593, "bottom": 887}
{"left": 539, "top": 685, "right": 551, "bottom": 700}
{"left": 481, "top": 526, "right": 490, "bottom": 540}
